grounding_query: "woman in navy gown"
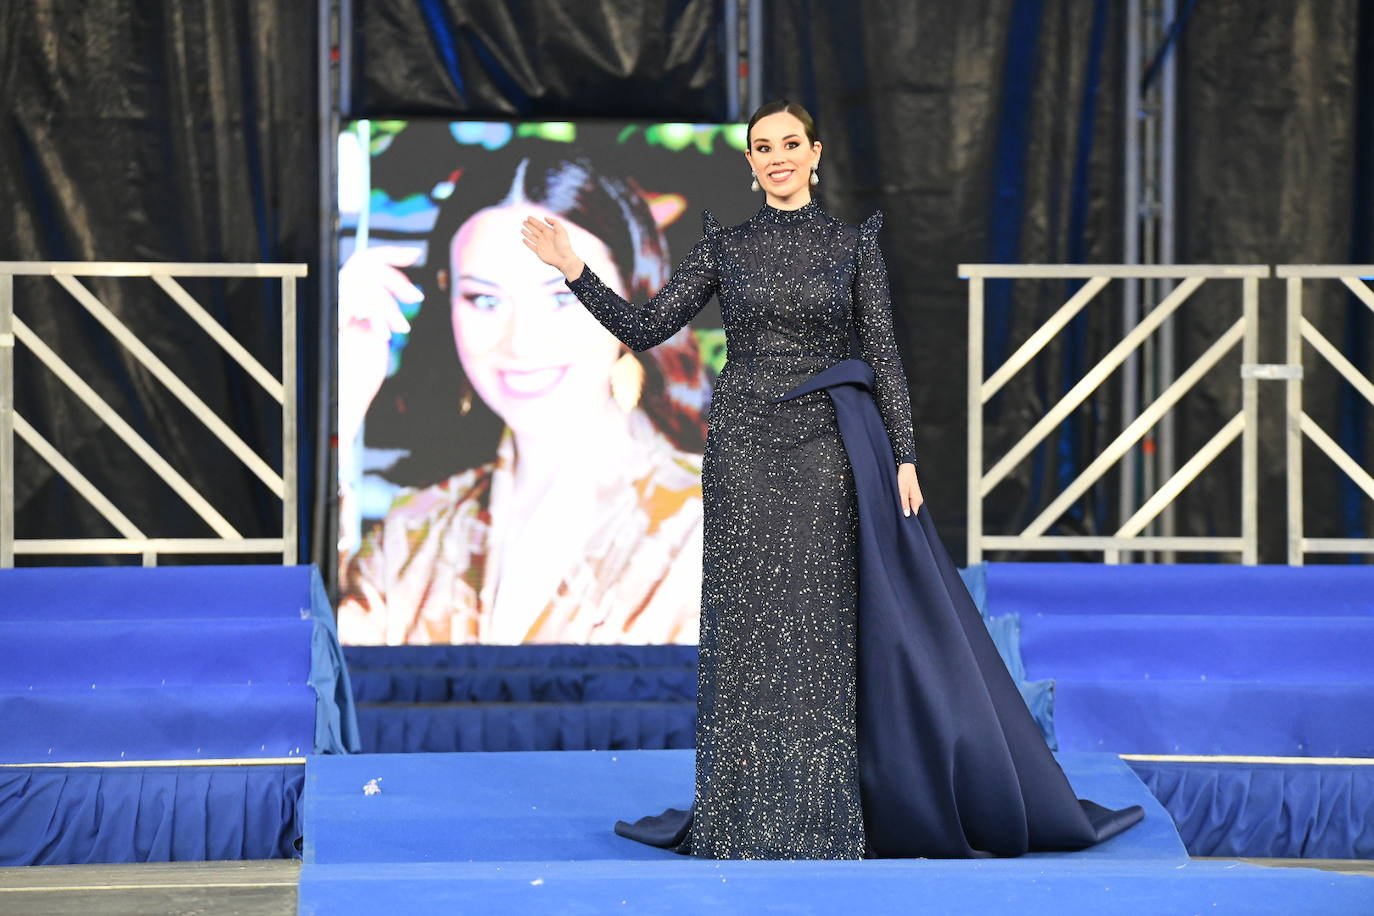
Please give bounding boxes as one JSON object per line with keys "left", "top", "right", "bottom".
{"left": 521, "top": 99, "right": 1145, "bottom": 860}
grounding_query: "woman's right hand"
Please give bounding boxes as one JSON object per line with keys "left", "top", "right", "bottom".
{"left": 521, "top": 214, "right": 583, "bottom": 279}
{"left": 338, "top": 245, "right": 422, "bottom": 444}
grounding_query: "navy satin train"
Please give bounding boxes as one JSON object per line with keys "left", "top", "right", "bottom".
{"left": 615, "top": 357, "right": 1146, "bottom": 858}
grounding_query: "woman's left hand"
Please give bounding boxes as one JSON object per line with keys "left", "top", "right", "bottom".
{"left": 898, "top": 463, "right": 923, "bottom": 517}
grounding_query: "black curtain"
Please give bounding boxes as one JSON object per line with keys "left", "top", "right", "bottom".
{"left": 764, "top": 0, "right": 1371, "bottom": 563}
{"left": 1175, "top": 0, "right": 1372, "bottom": 561}
{"left": 0, "top": 1, "right": 320, "bottom": 563}
{"left": 6, "top": 0, "right": 1369, "bottom": 568}
{"left": 764, "top": 0, "right": 1130, "bottom": 562}
{"left": 350, "top": 0, "right": 728, "bottom": 118}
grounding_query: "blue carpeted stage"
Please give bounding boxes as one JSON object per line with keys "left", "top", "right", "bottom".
{"left": 295, "top": 749, "right": 1374, "bottom": 914}
{"left": 0, "top": 565, "right": 358, "bottom": 866}
{"left": 3, "top": 560, "right": 1372, "bottom": 911}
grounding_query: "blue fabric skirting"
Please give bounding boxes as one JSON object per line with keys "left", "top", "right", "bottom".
{"left": 357, "top": 702, "right": 697, "bottom": 753}
{"left": 1126, "top": 759, "right": 1374, "bottom": 859}
{"left": 351, "top": 666, "right": 698, "bottom": 704}
{"left": 0, "top": 764, "right": 304, "bottom": 865}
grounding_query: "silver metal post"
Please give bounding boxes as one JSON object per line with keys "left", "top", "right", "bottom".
{"left": 283, "top": 277, "right": 299, "bottom": 565}
{"left": 746, "top": 0, "right": 762, "bottom": 115}
{"left": 724, "top": 0, "right": 741, "bottom": 122}
{"left": 318, "top": 0, "right": 341, "bottom": 593}
{"left": 1121, "top": 0, "right": 1143, "bottom": 558}
{"left": 1286, "top": 276, "right": 1303, "bottom": 565}
{"left": 0, "top": 272, "right": 14, "bottom": 568}
{"left": 967, "top": 277, "right": 984, "bottom": 564}
{"left": 1158, "top": 0, "right": 1179, "bottom": 559}
{"left": 1241, "top": 275, "right": 1259, "bottom": 564}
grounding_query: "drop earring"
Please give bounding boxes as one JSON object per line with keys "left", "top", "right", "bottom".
{"left": 750, "top": 170, "right": 760, "bottom": 193}
{"left": 610, "top": 349, "right": 645, "bottom": 412}
{"left": 810, "top": 166, "right": 819, "bottom": 186}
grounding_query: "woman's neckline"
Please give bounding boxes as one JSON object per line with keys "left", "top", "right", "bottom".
{"left": 754, "top": 196, "right": 823, "bottom": 225}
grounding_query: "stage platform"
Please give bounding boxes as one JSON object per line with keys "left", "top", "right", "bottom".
{"left": 296, "top": 749, "right": 1374, "bottom": 914}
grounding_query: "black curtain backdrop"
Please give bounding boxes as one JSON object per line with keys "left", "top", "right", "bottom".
{"left": 3, "top": 0, "right": 1370, "bottom": 569}
{"left": 762, "top": 0, "right": 1372, "bottom": 563}
{"left": 0, "top": 1, "right": 320, "bottom": 563}
{"left": 350, "top": 0, "right": 728, "bottom": 118}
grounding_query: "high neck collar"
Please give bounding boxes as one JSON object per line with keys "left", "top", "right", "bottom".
{"left": 754, "top": 196, "right": 823, "bottom": 225}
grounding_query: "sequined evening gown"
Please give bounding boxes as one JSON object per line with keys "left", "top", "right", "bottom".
{"left": 563, "top": 196, "right": 1145, "bottom": 861}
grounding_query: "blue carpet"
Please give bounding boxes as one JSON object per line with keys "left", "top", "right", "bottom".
{"left": 1019, "top": 614, "right": 1374, "bottom": 682}
{"left": 990, "top": 563, "right": 1374, "bottom": 760}
{"left": 304, "top": 750, "right": 1182, "bottom": 865}
{"left": 0, "top": 565, "right": 354, "bottom": 763}
{"left": 298, "top": 859, "right": 1374, "bottom": 916}
{"left": 298, "top": 750, "right": 1374, "bottom": 915}
{"left": 985, "top": 562, "right": 1374, "bottom": 617}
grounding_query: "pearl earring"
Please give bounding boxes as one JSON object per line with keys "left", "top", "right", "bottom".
{"left": 810, "top": 167, "right": 819, "bottom": 186}
{"left": 750, "top": 170, "right": 760, "bottom": 193}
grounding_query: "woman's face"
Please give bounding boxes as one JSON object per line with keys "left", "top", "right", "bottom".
{"left": 745, "top": 111, "right": 821, "bottom": 200}
{"left": 448, "top": 203, "right": 627, "bottom": 432}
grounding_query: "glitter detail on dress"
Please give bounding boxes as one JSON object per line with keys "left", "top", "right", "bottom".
{"left": 564, "top": 196, "right": 918, "bottom": 859}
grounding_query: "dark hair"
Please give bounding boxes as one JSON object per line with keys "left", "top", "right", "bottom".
{"left": 746, "top": 99, "right": 820, "bottom": 147}
{"left": 364, "top": 141, "right": 712, "bottom": 489}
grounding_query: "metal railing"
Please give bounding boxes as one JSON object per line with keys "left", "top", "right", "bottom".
{"left": 1278, "top": 266, "right": 1374, "bottom": 564}
{"left": 0, "top": 262, "right": 306, "bottom": 567}
{"left": 961, "top": 264, "right": 1269, "bottom": 565}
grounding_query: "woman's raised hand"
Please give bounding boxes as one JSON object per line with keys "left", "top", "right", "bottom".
{"left": 338, "top": 244, "right": 420, "bottom": 445}
{"left": 520, "top": 214, "right": 583, "bottom": 279}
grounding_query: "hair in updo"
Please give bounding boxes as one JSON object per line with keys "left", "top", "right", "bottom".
{"left": 746, "top": 99, "right": 820, "bottom": 147}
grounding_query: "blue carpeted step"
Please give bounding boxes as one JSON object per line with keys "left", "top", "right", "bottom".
{"left": 0, "top": 684, "right": 317, "bottom": 762}
{"left": 349, "top": 666, "right": 696, "bottom": 703}
{"left": 1019, "top": 614, "right": 1374, "bottom": 682}
{"left": 1049, "top": 679, "right": 1374, "bottom": 756}
{"left": 0, "top": 618, "right": 312, "bottom": 689}
{"left": 0, "top": 566, "right": 320, "bottom": 620}
{"left": 356, "top": 701, "right": 696, "bottom": 753}
{"left": 986, "top": 562, "right": 1374, "bottom": 617}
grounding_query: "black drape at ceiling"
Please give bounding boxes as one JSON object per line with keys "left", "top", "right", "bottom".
{"left": 350, "top": 0, "right": 728, "bottom": 118}
{"left": 0, "top": 2, "right": 320, "bottom": 564}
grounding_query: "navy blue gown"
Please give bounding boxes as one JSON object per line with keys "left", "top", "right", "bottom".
{"left": 563, "top": 197, "right": 1145, "bottom": 859}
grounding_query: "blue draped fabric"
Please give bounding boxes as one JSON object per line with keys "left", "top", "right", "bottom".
{"left": 310, "top": 568, "right": 362, "bottom": 754}
{"left": 0, "top": 764, "right": 303, "bottom": 865}
{"left": 1127, "top": 760, "right": 1374, "bottom": 859}
{"left": 776, "top": 357, "right": 1144, "bottom": 856}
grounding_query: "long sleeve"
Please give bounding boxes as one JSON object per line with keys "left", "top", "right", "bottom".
{"left": 563, "top": 209, "right": 721, "bottom": 352}
{"left": 853, "top": 210, "right": 918, "bottom": 468}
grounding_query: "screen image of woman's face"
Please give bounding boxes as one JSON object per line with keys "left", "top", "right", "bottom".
{"left": 448, "top": 203, "right": 628, "bottom": 432}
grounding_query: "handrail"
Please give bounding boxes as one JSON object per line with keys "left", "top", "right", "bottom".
{"left": 0, "top": 262, "right": 304, "bottom": 567}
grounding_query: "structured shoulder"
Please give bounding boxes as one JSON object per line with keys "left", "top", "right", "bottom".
{"left": 701, "top": 208, "right": 723, "bottom": 237}
{"left": 859, "top": 209, "right": 884, "bottom": 243}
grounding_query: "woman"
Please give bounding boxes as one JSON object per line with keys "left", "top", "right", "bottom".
{"left": 338, "top": 146, "right": 710, "bottom": 644}
{"left": 524, "top": 100, "right": 1146, "bottom": 859}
